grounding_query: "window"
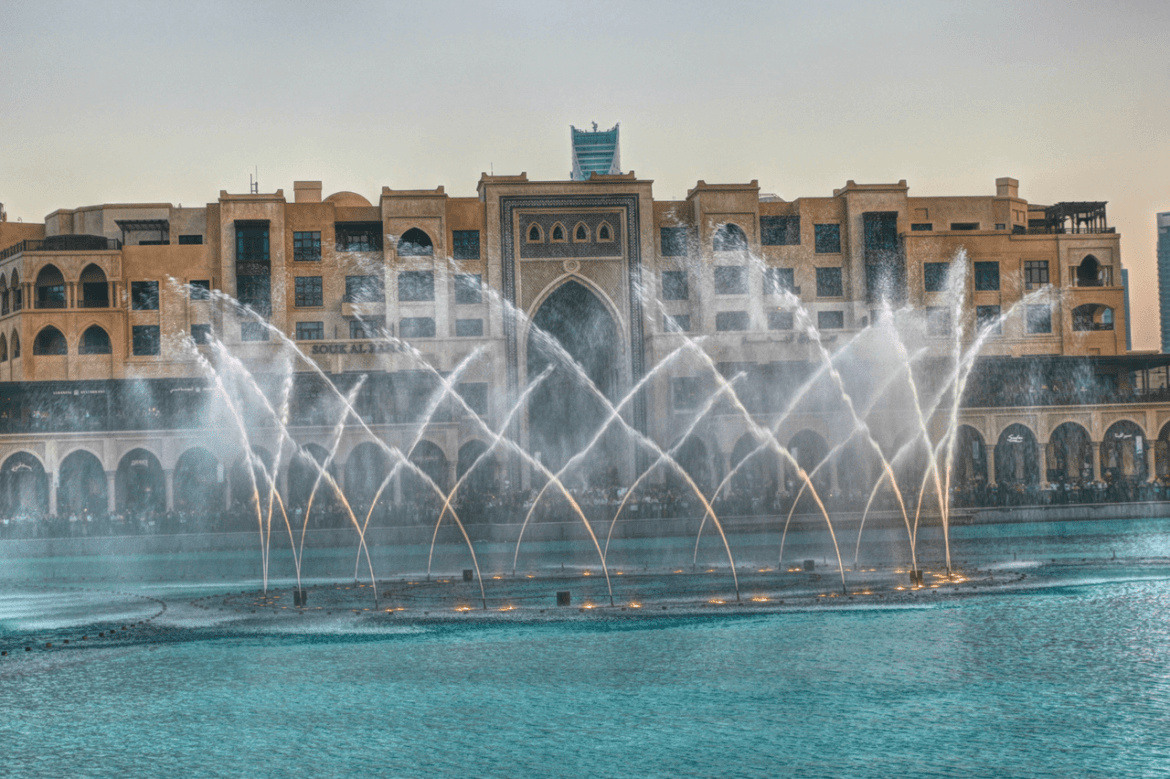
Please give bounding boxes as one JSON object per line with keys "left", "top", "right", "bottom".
{"left": 923, "top": 263, "right": 948, "bottom": 292}
{"left": 455, "top": 318, "right": 484, "bottom": 337}
{"left": 455, "top": 273, "right": 482, "bottom": 305}
{"left": 715, "top": 311, "right": 749, "bottom": 331}
{"left": 713, "top": 223, "right": 748, "bottom": 252}
{"left": 400, "top": 317, "right": 436, "bottom": 338}
{"left": 767, "top": 311, "right": 794, "bottom": 330}
{"left": 294, "top": 276, "right": 323, "bottom": 307}
{"left": 763, "top": 267, "right": 796, "bottom": 296}
{"left": 398, "top": 228, "right": 433, "bottom": 256}
{"left": 293, "top": 231, "right": 321, "bottom": 261}
{"left": 995, "top": 223, "right": 1006, "bottom": 231}
{"left": 131, "top": 281, "right": 159, "bottom": 310}
{"left": 574, "top": 223, "right": 589, "bottom": 241}
{"left": 398, "top": 271, "right": 435, "bottom": 302}
{"left": 551, "top": 223, "right": 566, "bottom": 242}
{"left": 974, "top": 262, "right": 1000, "bottom": 291}
{"left": 178, "top": 234, "right": 203, "bottom": 245}
{"left": 976, "top": 305, "right": 1002, "bottom": 335}
{"left": 1024, "top": 261, "right": 1049, "bottom": 289}
{"left": 349, "top": 318, "right": 384, "bottom": 339}
{"left": 80, "top": 265, "right": 108, "bottom": 308}
{"left": 597, "top": 222, "right": 613, "bottom": 241}
{"left": 950, "top": 223, "right": 979, "bottom": 231}
{"left": 814, "top": 224, "right": 841, "bottom": 253}
{"left": 528, "top": 223, "right": 543, "bottom": 242}
{"left": 816, "top": 267, "right": 843, "bottom": 297}
{"left": 190, "top": 324, "right": 212, "bottom": 345}
{"left": 660, "top": 227, "right": 688, "bottom": 257}
{"left": 457, "top": 382, "right": 488, "bottom": 416}
{"left": 661, "top": 271, "right": 689, "bottom": 301}
{"left": 453, "top": 230, "right": 480, "bottom": 260}
{"left": 926, "top": 307, "right": 951, "bottom": 336}
{"left": 236, "top": 276, "right": 271, "bottom": 317}
{"left": 760, "top": 215, "right": 800, "bottom": 246}
{"left": 236, "top": 223, "right": 269, "bottom": 263}
{"left": 817, "top": 310, "right": 845, "bottom": 330}
{"left": 672, "top": 377, "right": 702, "bottom": 410}
{"left": 132, "top": 325, "right": 160, "bottom": 356}
{"left": 240, "top": 322, "right": 269, "bottom": 341}
{"left": 345, "top": 275, "right": 385, "bottom": 303}
{"left": 80, "top": 325, "right": 112, "bottom": 354}
{"left": 1026, "top": 305, "right": 1052, "bottom": 334}
{"left": 190, "top": 280, "right": 210, "bottom": 301}
{"left": 336, "top": 222, "right": 382, "bottom": 252}
{"left": 911, "top": 223, "right": 933, "bottom": 232}
{"left": 714, "top": 266, "right": 748, "bottom": 295}
{"left": 295, "top": 321, "right": 324, "bottom": 341}
{"left": 33, "top": 326, "right": 67, "bottom": 356}
{"left": 1073, "top": 304, "right": 1114, "bottom": 331}
{"left": 664, "top": 313, "right": 691, "bottom": 333}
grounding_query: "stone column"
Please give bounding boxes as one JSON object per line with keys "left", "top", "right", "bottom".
{"left": 108, "top": 280, "right": 117, "bottom": 308}
{"left": 986, "top": 445, "right": 996, "bottom": 487}
{"left": 48, "top": 471, "right": 57, "bottom": 516}
{"left": 164, "top": 468, "right": 174, "bottom": 512}
{"left": 1092, "top": 443, "right": 1101, "bottom": 482}
{"left": 106, "top": 470, "right": 116, "bottom": 514}
{"left": 1145, "top": 440, "right": 1156, "bottom": 482}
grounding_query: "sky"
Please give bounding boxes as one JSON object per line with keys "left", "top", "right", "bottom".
{"left": 2, "top": 0, "right": 1168, "bottom": 348}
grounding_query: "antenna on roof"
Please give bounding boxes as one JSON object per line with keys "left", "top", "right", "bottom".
{"left": 249, "top": 167, "right": 259, "bottom": 195}
{"left": 592, "top": 121, "right": 598, "bottom": 131}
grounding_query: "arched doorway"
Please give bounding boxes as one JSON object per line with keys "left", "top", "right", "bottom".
{"left": 789, "top": 430, "right": 831, "bottom": 495}
{"left": 996, "top": 424, "right": 1039, "bottom": 487}
{"left": 116, "top": 448, "right": 165, "bottom": 515}
{"left": 344, "top": 442, "right": 388, "bottom": 516}
{"left": 1101, "top": 421, "right": 1148, "bottom": 482}
{"left": 35, "top": 265, "right": 66, "bottom": 309}
{"left": 1076, "top": 255, "right": 1103, "bottom": 287}
{"left": 58, "top": 449, "right": 107, "bottom": 515}
{"left": 729, "top": 433, "right": 769, "bottom": 495}
{"left": 403, "top": 440, "right": 448, "bottom": 502}
{"left": 526, "top": 280, "right": 622, "bottom": 478}
{"left": 666, "top": 436, "right": 712, "bottom": 506}
{"left": 456, "top": 440, "right": 500, "bottom": 498}
{"left": 0, "top": 452, "right": 47, "bottom": 516}
{"left": 1047, "top": 423, "right": 1092, "bottom": 485}
{"left": 174, "top": 448, "right": 221, "bottom": 512}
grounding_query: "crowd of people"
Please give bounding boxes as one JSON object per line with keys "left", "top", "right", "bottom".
{"left": 3, "top": 476, "right": 1169, "bottom": 540}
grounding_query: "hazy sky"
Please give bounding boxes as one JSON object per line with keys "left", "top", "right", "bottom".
{"left": 2, "top": 0, "right": 1167, "bottom": 347}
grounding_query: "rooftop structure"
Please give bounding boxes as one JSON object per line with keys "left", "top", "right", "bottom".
{"left": 1158, "top": 212, "right": 1170, "bottom": 352}
{"left": 570, "top": 123, "right": 621, "bottom": 181}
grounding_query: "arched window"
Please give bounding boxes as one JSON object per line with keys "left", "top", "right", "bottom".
{"left": 1072, "top": 303, "right": 1115, "bottom": 331}
{"left": 33, "top": 326, "right": 66, "bottom": 355}
{"left": 713, "top": 223, "right": 748, "bottom": 252}
{"left": 397, "top": 228, "right": 433, "bottom": 257}
{"left": 0, "top": 333, "right": 8, "bottom": 362}
{"left": 11, "top": 331, "right": 20, "bottom": 359}
{"left": 35, "top": 265, "right": 66, "bottom": 309}
{"left": 550, "top": 223, "right": 566, "bottom": 242}
{"left": 597, "top": 221, "right": 613, "bottom": 242}
{"left": 79, "top": 325, "right": 112, "bottom": 355}
{"left": 527, "top": 223, "right": 543, "bottom": 243}
{"left": 10, "top": 270, "right": 21, "bottom": 311}
{"left": 574, "top": 222, "right": 590, "bottom": 242}
{"left": 79, "top": 264, "right": 109, "bottom": 308}
{"left": 1076, "top": 255, "right": 1103, "bottom": 287}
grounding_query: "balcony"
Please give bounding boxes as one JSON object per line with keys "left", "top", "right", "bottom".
{"left": 0, "top": 235, "right": 121, "bottom": 260}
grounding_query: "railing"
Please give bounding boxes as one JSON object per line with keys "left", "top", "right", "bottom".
{"left": 1023, "top": 226, "right": 1115, "bottom": 235}
{"left": 0, "top": 236, "right": 122, "bottom": 261}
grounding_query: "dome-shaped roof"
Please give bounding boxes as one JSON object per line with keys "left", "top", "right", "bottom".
{"left": 323, "top": 191, "right": 373, "bottom": 207}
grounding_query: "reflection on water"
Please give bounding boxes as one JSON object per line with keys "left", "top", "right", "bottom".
{"left": 1, "top": 518, "right": 1169, "bottom": 778}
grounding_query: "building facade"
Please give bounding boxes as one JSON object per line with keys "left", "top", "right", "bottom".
{"left": 0, "top": 165, "right": 1163, "bottom": 523}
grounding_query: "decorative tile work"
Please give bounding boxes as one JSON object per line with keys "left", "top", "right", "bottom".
{"left": 519, "top": 212, "right": 623, "bottom": 259}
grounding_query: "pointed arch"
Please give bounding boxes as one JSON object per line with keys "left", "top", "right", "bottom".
{"left": 116, "top": 448, "right": 165, "bottom": 515}
{"left": 1076, "top": 254, "right": 1103, "bottom": 287}
{"left": 1101, "top": 420, "right": 1148, "bottom": 482}
{"left": 33, "top": 325, "right": 66, "bottom": 356}
{"left": 713, "top": 223, "right": 748, "bottom": 252}
{"left": 9, "top": 270, "right": 20, "bottom": 312}
{"left": 573, "top": 222, "right": 590, "bottom": 242}
{"left": 35, "top": 265, "right": 66, "bottom": 309}
{"left": 79, "top": 324, "right": 112, "bottom": 355}
{"left": 11, "top": 330, "right": 20, "bottom": 359}
{"left": 397, "top": 227, "right": 434, "bottom": 257}
{"left": 174, "top": 447, "right": 221, "bottom": 513}
{"left": 526, "top": 222, "right": 544, "bottom": 243}
{"left": 0, "top": 333, "right": 8, "bottom": 362}
{"left": 1047, "top": 422, "right": 1091, "bottom": 484}
{"left": 58, "top": 449, "right": 107, "bottom": 515}
{"left": 0, "top": 451, "right": 48, "bottom": 516}
{"left": 996, "top": 423, "right": 1040, "bottom": 486}
{"left": 596, "top": 220, "right": 614, "bottom": 242}
{"left": 550, "top": 222, "right": 566, "bottom": 243}
{"left": 79, "top": 263, "right": 109, "bottom": 308}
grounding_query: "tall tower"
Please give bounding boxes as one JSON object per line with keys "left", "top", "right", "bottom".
{"left": 570, "top": 123, "right": 621, "bottom": 181}
{"left": 1159, "top": 213, "right": 1170, "bottom": 352}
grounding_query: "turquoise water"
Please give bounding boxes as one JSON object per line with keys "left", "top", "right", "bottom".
{"left": 3, "top": 519, "right": 1170, "bottom": 778}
